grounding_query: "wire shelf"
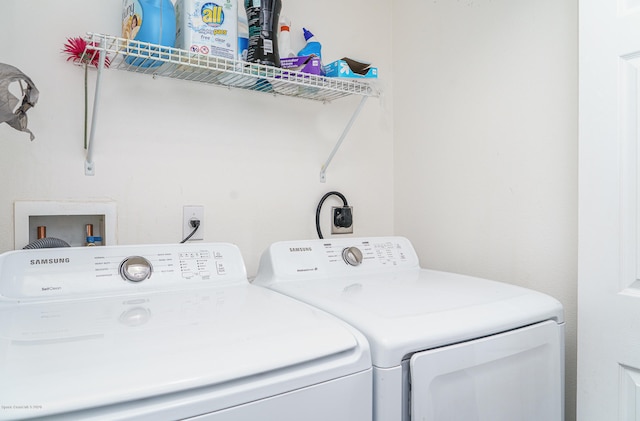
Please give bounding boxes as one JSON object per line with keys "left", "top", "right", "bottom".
{"left": 82, "top": 33, "right": 379, "bottom": 102}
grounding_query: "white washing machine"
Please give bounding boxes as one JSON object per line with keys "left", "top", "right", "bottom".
{"left": 0, "top": 242, "right": 372, "bottom": 421}
{"left": 253, "top": 236, "right": 565, "bottom": 421}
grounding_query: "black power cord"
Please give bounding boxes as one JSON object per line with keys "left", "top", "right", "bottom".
{"left": 180, "top": 219, "right": 201, "bottom": 243}
{"left": 315, "top": 191, "right": 348, "bottom": 239}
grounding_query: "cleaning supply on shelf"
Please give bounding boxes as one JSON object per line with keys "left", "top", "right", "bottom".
{"left": 244, "top": 0, "right": 282, "bottom": 67}
{"left": 278, "top": 16, "right": 295, "bottom": 59}
{"left": 175, "top": 0, "right": 238, "bottom": 60}
{"left": 238, "top": 0, "right": 249, "bottom": 61}
{"left": 122, "top": 0, "right": 176, "bottom": 67}
{"left": 259, "top": 0, "right": 282, "bottom": 66}
{"left": 280, "top": 55, "right": 322, "bottom": 75}
{"left": 244, "top": 0, "right": 260, "bottom": 63}
{"left": 324, "top": 57, "right": 378, "bottom": 79}
{"left": 217, "top": 1, "right": 255, "bottom": 87}
{"left": 297, "top": 28, "right": 322, "bottom": 61}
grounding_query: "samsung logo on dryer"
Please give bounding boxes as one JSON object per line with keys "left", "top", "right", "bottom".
{"left": 289, "top": 247, "right": 312, "bottom": 253}
{"left": 30, "top": 258, "right": 70, "bottom": 265}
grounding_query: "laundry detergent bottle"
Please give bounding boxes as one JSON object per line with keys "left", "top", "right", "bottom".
{"left": 259, "top": 0, "right": 282, "bottom": 67}
{"left": 122, "top": 0, "right": 177, "bottom": 67}
{"left": 244, "top": 0, "right": 282, "bottom": 67}
{"left": 244, "top": 0, "right": 261, "bottom": 63}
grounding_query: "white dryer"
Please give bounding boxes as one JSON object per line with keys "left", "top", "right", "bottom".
{"left": 254, "top": 236, "right": 565, "bottom": 421}
{"left": 0, "top": 243, "right": 371, "bottom": 421}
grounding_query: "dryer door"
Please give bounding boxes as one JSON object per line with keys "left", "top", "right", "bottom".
{"left": 410, "top": 320, "right": 563, "bottom": 421}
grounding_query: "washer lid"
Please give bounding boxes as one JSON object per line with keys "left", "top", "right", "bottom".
{"left": 254, "top": 237, "right": 564, "bottom": 368}
{"left": 0, "top": 267, "right": 368, "bottom": 418}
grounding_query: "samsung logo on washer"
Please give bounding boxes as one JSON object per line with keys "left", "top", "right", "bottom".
{"left": 30, "top": 258, "right": 70, "bottom": 265}
{"left": 289, "top": 247, "right": 312, "bottom": 253}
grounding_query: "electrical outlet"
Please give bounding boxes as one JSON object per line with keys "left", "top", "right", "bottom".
{"left": 331, "top": 206, "right": 353, "bottom": 235}
{"left": 183, "top": 205, "right": 204, "bottom": 241}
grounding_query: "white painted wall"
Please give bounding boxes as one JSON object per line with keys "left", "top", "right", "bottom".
{"left": 0, "top": 0, "right": 394, "bottom": 276}
{"left": 392, "top": 0, "right": 578, "bottom": 419}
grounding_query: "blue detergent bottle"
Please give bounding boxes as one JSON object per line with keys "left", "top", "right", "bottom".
{"left": 122, "top": 0, "right": 176, "bottom": 67}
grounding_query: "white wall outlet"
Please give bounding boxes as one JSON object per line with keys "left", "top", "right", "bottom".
{"left": 183, "top": 206, "right": 204, "bottom": 241}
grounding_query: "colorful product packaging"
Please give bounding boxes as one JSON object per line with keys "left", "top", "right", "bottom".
{"left": 175, "top": 0, "right": 238, "bottom": 60}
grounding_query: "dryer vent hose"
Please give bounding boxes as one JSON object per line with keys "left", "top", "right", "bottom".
{"left": 23, "top": 237, "right": 71, "bottom": 249}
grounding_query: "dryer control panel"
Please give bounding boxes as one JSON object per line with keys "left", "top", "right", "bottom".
{"left": 0, "top": 243, "right": 247, "bottom": 300}
{"left": 256, "top": 237, "right": 421, "bottom": 283}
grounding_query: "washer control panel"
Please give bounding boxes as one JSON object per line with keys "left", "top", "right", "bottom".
{"left": 0, "top": 243, "right": 246, "bottom": 300}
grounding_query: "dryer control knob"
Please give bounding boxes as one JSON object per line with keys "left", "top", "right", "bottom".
{"left": 342, "top": 247, "right": 363, "bottom": 266}
{"left": 119, "top": 256, "right": 153, "bottom": 282}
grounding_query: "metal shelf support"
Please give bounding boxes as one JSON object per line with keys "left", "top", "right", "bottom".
{"left": 320, "top": 95, "right": 368, "bottom": 183}
{"left": 85, "top": 48, "right": 106, "bottom": 176}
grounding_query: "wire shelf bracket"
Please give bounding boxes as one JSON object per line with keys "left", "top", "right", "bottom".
{"left": 319, "top": 95, "right": 368, "bottom": 183}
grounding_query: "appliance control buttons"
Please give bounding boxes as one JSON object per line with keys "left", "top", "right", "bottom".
{"left": 119, "top": 256, "right": 153, "bottom": 282}
{"left": 342, "top": 247, "right": 363, "bottom": 266}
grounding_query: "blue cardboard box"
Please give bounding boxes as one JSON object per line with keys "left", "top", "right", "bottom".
{"left": 324, "top": 58, "right": 378, "bottom": 79}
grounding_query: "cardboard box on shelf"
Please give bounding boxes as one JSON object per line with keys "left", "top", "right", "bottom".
{"left": 324, "top": 57, "right": 378, "bottom": 79}
{"left": 280, "top": 55, "right": 323, "bottom": 75}
{"left": 175, "top": 0, "right": 238, "bottom": 60}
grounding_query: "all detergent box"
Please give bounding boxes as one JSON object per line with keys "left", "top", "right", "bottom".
{"left": 176, "top": 0, "right": 237, "bottom": 60}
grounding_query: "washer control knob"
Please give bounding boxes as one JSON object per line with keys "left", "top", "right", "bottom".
{"left": 342, "top": 247, "right": 363, "bottom": 266}
{"left": 119, "top": 256, "right": 153, "bottom": 282}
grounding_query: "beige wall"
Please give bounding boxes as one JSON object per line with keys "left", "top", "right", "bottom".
{"left": 0, "top": 0, "right": 394, "bottom": 276}
{"left": 392, "top": 0, "right": 578, "bottom": 420}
